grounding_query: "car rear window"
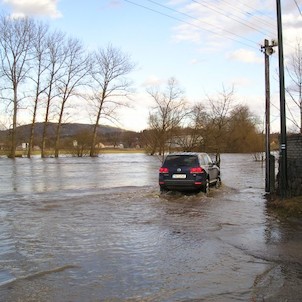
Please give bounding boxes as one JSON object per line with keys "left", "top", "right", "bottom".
{"left": 164, "top": 155, "right": 199, "bottom": 167}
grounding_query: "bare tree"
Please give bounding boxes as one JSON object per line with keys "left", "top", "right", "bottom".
{"left": 286, "top": 40, "right": 302, "bottom": 133}
{"left": 27, "top": 22, "right": 49, "bottom": 158}
{"left": 41, "top": 30, "right": 66, "bottom": 157}
{"left": 178, "top": 103, "right": 209, "bottom": 151}
{"left": 54, "top": 37, "right": 90, "bottom": 157}
{"left": 147, "top": 77, "right": 189, "bottom": 158}
{"left": 0, "top": 15, "right": 34, "bottom": 158}
{"left": 205, "top": 85, "right": 235, "bottom": 152}
{"left": 89, "top": 44, "right": 134, "bottom": 157}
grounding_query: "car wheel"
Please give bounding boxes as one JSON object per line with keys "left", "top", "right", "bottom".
{"left": 160, "top": 187, "right": 168, "bottom": 194}
{"left": 202, "top": 179, "right": 209, "bottom": 194}
{"left": 215, "top": 176, "right": 221, "bottom": 188}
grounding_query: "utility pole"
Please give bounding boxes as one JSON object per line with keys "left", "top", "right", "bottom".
{"left": 261, "top": 39, "right": 276, "bottom": 193}
{"left": 276, "top": 0, "right": 288, "bottom": 198}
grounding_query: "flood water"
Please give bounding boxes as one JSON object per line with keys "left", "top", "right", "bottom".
{"left": 0, "top": 153, "right": 301, "bottom": 302}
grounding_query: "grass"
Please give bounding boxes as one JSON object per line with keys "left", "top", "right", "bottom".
{"left": 266, "top": 194, "right": 302, "bottom": 219}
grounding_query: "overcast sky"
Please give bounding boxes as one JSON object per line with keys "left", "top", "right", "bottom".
{"left": 1, "top": 0, "right": 302, "bottom": 132}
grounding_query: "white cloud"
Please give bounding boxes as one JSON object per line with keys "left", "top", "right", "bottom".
{"left": 172, "top": 19, "right": 207, "bottom": 45}
{"left": 189, "top": 58, "right": 199, "bottom": 65}
{"left": 2, "top": 0, "right": 62, "bottom": 18}
{"left": 171, "top": 1, "right": 259, "bottom": 47}
{"left": 169, "top": 0, "right": 301, "bottom": 56}
{"left": 107, "top": 0, "right": 122, "bottom": 9}
{"left": 227, "top": 48, "right": 262, "bottom": 63}
{"left": 227, "top": 77, "right": 252, "bottom": 88}
{"left": 141, "top": 75, "right": 165, "bottom": 87}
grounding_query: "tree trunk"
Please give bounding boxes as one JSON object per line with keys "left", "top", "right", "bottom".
{"left": 41, "top": 99, "right": 51, "bottom": 158}
{"left": 41, "top": 79, "right": 53, "bottom": 158}
{"left": 54, "top": 101, "right": 65, "bottom": 158}
{"left": 54, "top": 123, "right": 61, "bottom": 158}
{"left": 9, "top": 87, "right": 18, "bottom": 158}
{"left": 298, "top": 80, "right": 302, "bottom": 133}
{"left": 27, "top": 98, "right": 38, "bottom": 158}
{"left": 90, "top": 106, "right": 102, "bottom": 157}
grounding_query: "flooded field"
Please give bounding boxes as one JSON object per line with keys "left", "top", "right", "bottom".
{"left": 0, "top": 153, "right": 301, "bottom": 301}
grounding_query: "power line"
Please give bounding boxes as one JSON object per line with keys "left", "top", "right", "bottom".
{"left": 293, "top": 0, "right": 302, "bottom": 16}
{"left": 123, "top": 0, "right": 230, "bottom": 39}
{"left": 191, "top": 0, "right": 276, "bottom": 37}
{"left": 222, "top": 0, "right": 277, "bottom": 23}
{"left": 210, "top": 0, "right": 277, "bottom": 33}
{"left": 146, "top": 0, "right": 260, "bottom": 46}
{"left": 123, "top": 0, "right": 263, "bottom": 50}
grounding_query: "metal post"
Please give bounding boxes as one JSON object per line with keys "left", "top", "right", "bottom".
{"left": 276, "top": 0, "right": 288, "bottom": 198}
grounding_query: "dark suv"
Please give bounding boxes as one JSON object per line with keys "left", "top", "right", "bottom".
{"left": 159, "top": 152, "right": 221, "bottom": 193}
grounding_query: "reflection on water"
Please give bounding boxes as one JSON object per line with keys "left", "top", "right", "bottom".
{"left": 0, "top": 153, "right": 301, "bottom": 301}
{"left": 0, "top": 154, "right": 160, "bottom": 194}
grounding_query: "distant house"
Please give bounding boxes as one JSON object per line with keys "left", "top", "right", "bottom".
{"left": 16, "top": 144, "right": 40, "bottom": 151}
{"left": 22, "top": 143, "right": 29, "bottom": 150}
{"left": 16, "top": 143, "right": 28, "bottom": 151}
{"left": 95, "top": 142, "right": 105, "bottom": 149}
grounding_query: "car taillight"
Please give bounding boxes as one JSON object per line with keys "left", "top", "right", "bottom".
{"left": 159, "top": 167, "right": 169, "bottom": 173}
{"left": 190, "top": 167, "right": 203, "bottom": 173}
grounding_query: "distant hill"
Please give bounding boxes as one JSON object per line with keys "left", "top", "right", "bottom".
{"left": 0, "top": 122, "right": 132, "bottom": 143}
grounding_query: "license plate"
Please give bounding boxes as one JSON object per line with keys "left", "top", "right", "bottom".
{"left": 172, "top": 174, "right": 186, "bottom": 179}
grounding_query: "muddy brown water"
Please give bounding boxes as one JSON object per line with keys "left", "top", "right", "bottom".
{"left": 0, "top": 153, "right": 301, "bottom": 301}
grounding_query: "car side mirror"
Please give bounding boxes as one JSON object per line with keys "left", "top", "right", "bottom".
{"left": 213, "top": 161, "right": 220, "bottom": 168}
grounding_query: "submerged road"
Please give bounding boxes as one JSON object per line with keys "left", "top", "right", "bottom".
{"left": 0, "top": 153, "right": 301, "bottom": 301}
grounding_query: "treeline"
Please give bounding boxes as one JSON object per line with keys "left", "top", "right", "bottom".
{"left": 0, "top": 14, "right": 134, "bottom": 158}
{"left": 0, "top": 122, "right": 141, "bottom": 154}
{"left": 142, "top": 78, "right": 265, "bottom": 156}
